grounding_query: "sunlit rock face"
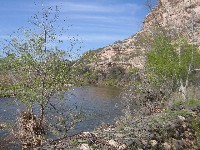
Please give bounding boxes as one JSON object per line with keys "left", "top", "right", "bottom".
{"left": 143, "top": 0, "right": 200, "bottom": 45}
{"left": 89, "top": 0, "right": 200, "bottom": 72}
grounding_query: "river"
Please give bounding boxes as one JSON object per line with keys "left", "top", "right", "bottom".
{"left": 66, "top": 86, "right": 123, "bottom": 134}
{"left": 0, "top": 86, "right": 123, "bottom": 148}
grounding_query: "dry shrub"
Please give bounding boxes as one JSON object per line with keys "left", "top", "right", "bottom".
{"left": 168, "top": 86, "right": 200, "bottom": 110}
{"left": 121, "top": 70, "right": 172, "bottom": 117}
{"left": 17, "top": 111, "right": 46, "bottom": 149}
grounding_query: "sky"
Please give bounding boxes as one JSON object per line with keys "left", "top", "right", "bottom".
{"left": 0, "top": 0, "right": 158, "bottom": 55}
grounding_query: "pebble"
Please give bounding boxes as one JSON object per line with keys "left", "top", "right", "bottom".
{"left": 119, "top": 144, "right": 126, "bottom": 150}
{"left": 108, "top": 139, "right": 119, "bottom": 148}
{"left": 80, "top": 143, "right": 91, "bottom": 150}
{"left": 178, "top": 116, "right": 185, "bottom": 122}
{"left": 163, "top": 142, "right": 171, "bottom": 150}
{"left": 115, "top": 133, "right": 124, "bottom": 138}
{"left": 150, "top": 140, "right": 158, "bottom": 147}
{"left": 82, "top": 132, "right": 91, "bottom": 137}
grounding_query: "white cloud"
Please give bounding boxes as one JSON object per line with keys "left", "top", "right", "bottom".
{"left": 55, "top": 1, "right": 142, "bottom": 14}
{"left": 62, "top": 2, "right": 112, "bottom": 13}
{"left": 60, "top": 34, "right": 126, "bottom": 42}
{"left": 56, "top": 1, "right": 143, "bottom": 33}
{"left": 68, "top": 14, "right": 138, "bottom": 23}
{"left": 82, "top": 34, "right": 126, "bottom": 42}
{"left": 0, "top": 0, "right": 147, "bottom": 53}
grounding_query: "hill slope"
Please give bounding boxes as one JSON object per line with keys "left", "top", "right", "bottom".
{"left": 82, "top": 0, "right": 200, "bottom": 73}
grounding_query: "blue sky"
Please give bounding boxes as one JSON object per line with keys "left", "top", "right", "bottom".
{"left": 0, "top": 0, "right": 158, "bottom": 55}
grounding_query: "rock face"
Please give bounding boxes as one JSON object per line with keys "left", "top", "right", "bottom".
{"left": 90, "top": 0, "right": 200, "bottom": 72}
{"left": 143, "top": 0, "right": 200, "bottom": 45}
{"left": 92, "top": 32, "right": 146, "bottom": 72}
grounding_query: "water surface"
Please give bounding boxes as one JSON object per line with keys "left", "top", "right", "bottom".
{"left": 65, "top": 86, "right": 123, "bottom": 134}
{"left": 0, "top": 86, "right": 123, "bottom": 147}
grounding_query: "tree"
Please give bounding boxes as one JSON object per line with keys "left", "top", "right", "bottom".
{"left": 146, "top": 34, "right": 200, "bottom": 100}
{"left": 144, "top": 0, "right": 200, "bottom": 100}
{"left": 146, "top": 35, "right": 179, "bottom": 87}
{"left": 0, "top": 54, "right": 18, "bottom": 97}
{"left": 2, "top": 4, "right": 81, "bottom": 147}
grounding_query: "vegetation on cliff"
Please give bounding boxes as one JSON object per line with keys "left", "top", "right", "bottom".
{"left": 0, "top": 5, "right": 82, "bottom": 148}
{"left": 1, "top": 0, "right": 200, "bottom": 149}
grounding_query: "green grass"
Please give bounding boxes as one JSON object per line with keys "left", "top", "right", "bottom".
{"left": 190, "top": 118, "right": 200, "bottom": 146}
{"left": 165, "top": 110, "right": 191, "bottom": 117}
{"left": 186, "top": 99, "right": 200, "bottom": 107}
{"left": 172, "top": 99, "right": 200, "bottom": 109}
{"left": 101, "top": 78, "right": 118, "bottom": 86}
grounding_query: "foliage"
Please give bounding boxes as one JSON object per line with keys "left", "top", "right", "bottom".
{"left": 3, "top": 33, "right": 72, "bottom": 108}
{"left": 170, "top": 97, "right": 200, "bottom": 111}
{"left": 81, "top": 50, "right": 97, "bottom": 63}
{"left": 177, "top": 40, "right": 200, "bottom": 83}
{"left": 101, "top": 78, "right": 118, "bottom": 86}
{"left": 0, "top": 54, "right": 19, "bottom": 97}
{"left": 127, "top": 67, "right": 139, "bottom": 74}
{"left": 146, "top": 35, "right": 200, "bottom": 90}
{"left": 146, "top": 35, "right": 179, "bottom": 88}
{"left": 191, "top": 118, "right": 200, "bottom": 147}
{"left": 1, "top": 4, "right": 82, "bottom": 147}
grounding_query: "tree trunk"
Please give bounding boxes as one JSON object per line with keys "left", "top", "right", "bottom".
{"left": 179, "top": 80, "right": 187, "bottom": 101}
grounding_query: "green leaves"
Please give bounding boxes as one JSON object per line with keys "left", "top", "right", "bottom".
{"left": 146, "top": 35, "right": 200, "bottom": 89}
{"left": 178, "top": 40, "right": 200, "bottom": 82}
{"left": 0, "top": 4, "right": 84, "bottom": 143}
{"left": 147, "top": 35, "right": 179, "bottom": 86}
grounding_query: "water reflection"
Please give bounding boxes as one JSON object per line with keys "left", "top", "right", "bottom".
{"left": 0, "top": 86, "right": 123, "bottom": 141}
{"left": 65, "top": 86, "right": 122, "bottom": 134}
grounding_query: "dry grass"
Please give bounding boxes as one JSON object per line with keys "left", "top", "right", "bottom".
{"left": 17, "top": 111, "right": 46, "bottom": 149}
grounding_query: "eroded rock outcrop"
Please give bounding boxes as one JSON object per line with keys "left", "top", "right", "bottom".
{"left": 144, "top": 0, "right": 200, "bottom": 45}
{"left": 90, "top": 0, "right": 200, "bottom": 73}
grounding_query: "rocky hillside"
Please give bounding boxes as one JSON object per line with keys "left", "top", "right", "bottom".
{"left": 85, "top": 0, "right": 200, "bottom": 73}
{"left": 143, "top": 0, "right": 200, "bottom": 44}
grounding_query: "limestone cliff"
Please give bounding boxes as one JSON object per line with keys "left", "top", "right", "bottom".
{"left": 86, "top": 0, "right": 200, "bottom": 72}
{"left": 143, "top": 0, "right": 200, "bottom": 45}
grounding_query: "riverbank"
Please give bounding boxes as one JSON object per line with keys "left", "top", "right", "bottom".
{"left": 1, "top": 87, "right": 200, "bottom": 150}
{"left": 0, "top": 86, "right": 124, "bottom": 149}
{"left": 33, "top": 99, "right": 200, "bottom": 150}
{"left": 1, "top": 82, "right": 200, "bottom": 150}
